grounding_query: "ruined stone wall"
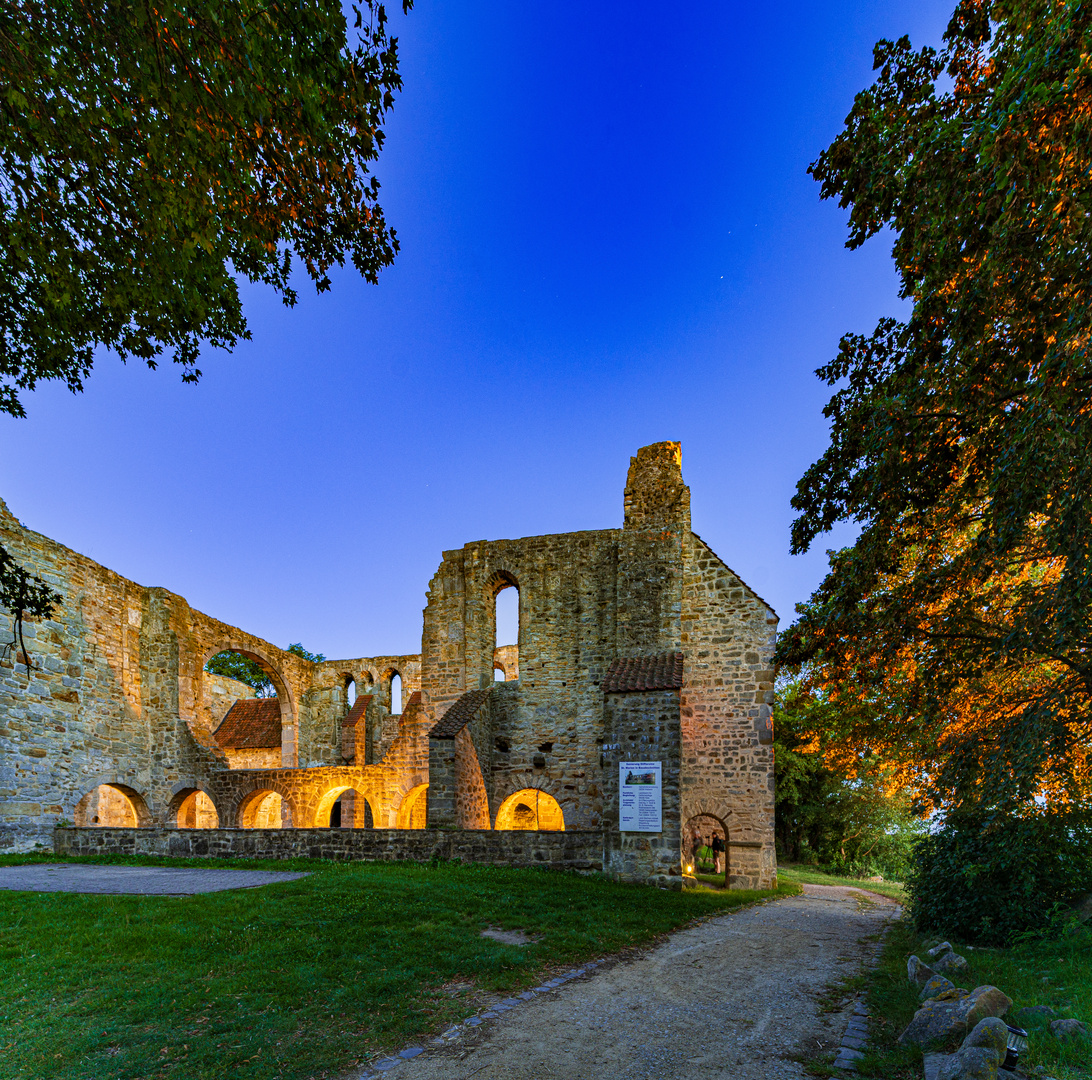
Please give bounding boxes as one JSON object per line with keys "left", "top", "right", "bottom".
{"left": 492, "top": 644, "right": 518, "bottom": 681}
{"left": 601, "top": 689, "right": 682, "bottom": 887}
{"left": 679, "top": 534, "right": 778, "bottom": 889}
{"left": 202, "top": 673, "right": 254, "bottom": 732}
{"left": 53, "top": 824, "right": 605, "bottom": 871}
{"left": 0, "top": 498, "right": 380, "bottom": 848}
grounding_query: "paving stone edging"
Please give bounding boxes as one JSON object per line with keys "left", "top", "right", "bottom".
{"left": 351, "top": 959, "right": 607, "bottom": 1078}
{"left": 833, "top": 914, "right": 897, "bottom": 1071}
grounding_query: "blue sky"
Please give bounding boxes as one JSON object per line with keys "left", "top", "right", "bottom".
{"left": 0, "top": 0, "right": 953, "bottom": 661}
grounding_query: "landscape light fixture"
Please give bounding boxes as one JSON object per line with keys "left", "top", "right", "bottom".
{"left": 1004, "top": 1025, "right": 1028, "bottom": 1069}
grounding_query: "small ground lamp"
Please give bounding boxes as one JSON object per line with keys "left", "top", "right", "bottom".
{"left": 1004, "top": 1025, "right": 1029, "bottom": 1070}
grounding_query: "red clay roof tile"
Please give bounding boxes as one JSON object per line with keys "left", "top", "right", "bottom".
{"left": 603, "top": 652, "right": 684, "bottom": 693}
{"left": 213, "top": 698, "right": 282, "bottom": 749}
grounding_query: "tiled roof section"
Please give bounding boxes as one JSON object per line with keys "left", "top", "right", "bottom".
{"left": 341, "top": 695, "right": 373, "bottom": 759}
{"left": 603, "top": 652, "right": 684, "bottom": 694}
{"left": 429, "top": 687, "right": 491, "bottom": 739}
{"left": 405, "top": 691, "right": 422, "bottom": 709}
{"left": 214, "top": 698, "right": 282, "bottom": 749}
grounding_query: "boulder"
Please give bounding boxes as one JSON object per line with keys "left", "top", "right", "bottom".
{"left": 900, "top": 986, "right": 1012, "bottom": 1048}
{"left": 928, "top": 941, "right": 954, "bottom": 959}
{"left": 909, "top": 955, "right": 939, "bottom": 985}
{"left": 921, "top": 973, "right": 959, "bottom": 1001}
{"left": 922, "top": 1018, "right": 1009, "bottom": 1080}
{"left": 934, "top": 951, "right": 972, "bottom": 978}
{"left": 1013, "top": 1005, "right": 1055, "bottom": 1024}
{"left": 1049, "top": 1018, "right": 1089, "bottom": 1041}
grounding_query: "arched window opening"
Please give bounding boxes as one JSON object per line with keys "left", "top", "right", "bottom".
{"left": 205, "top": 650, "right": 283, "bottom": 769}
{"left": 345, "top": 675, "right": 357, "bottom": 708}
{"left": 494, "top": 663, "right": 506, "bottom": 682}
{"left": 389, "top": 672, "right": 402, "bottom": 715}
{"left": 495, "top": 584, "right": 519, "bottom": 648}
{"left": 74, "top": 784, "right": 149, "bottom": 827}
{"left": 685, "top": 813, "right": 729, "bottom": 889}
{"left": 239, "top": 789, "right": 286, "bottom": 829}
{"left": 396, "top": 783, "right": 428, "bottom": 829}
{"left": 494, "top": 789, "right": 565, "bottom": 832}
{"left": 175, "top": 790, "right": 219, "bottom": 829}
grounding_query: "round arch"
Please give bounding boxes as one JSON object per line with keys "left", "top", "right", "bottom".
{"left": 312, "top": 786, "right": 376, "bottom": 828}
{"left": 494, "top": 788, "right": 565, "bottom": 831}
{"left": 684, "top": 811, "right": 730, "bottom": 887}
{"left": 198, "top": 642, "right": 297, "bottom": 765}
{"left": 73, "top": 783, "right": 152, "bottom": 827}
{"left": 395, "top": 783, "right": 428, "bottom": 829}
{"left": 236, "top": 785, "right": 295, "bottom": 829}
{"left": 168, "top": 787, "right": 220, "bottom": 829}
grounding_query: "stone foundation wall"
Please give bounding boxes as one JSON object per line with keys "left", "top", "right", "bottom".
{"left": 53, "top": 826, "right": 604, "bottom": 871}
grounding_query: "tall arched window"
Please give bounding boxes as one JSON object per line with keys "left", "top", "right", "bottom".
{"left": 345, "top": 675, "right": 357, "bottom": 708}
{"left": 390, "top": 672, "right": 402, "bottom": 715}
{"left": 495, "top": 584, "right": 519, "bottom": 649}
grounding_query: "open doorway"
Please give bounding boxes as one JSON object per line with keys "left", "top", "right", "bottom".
{"left": 685, "top": 813, "right": 728, "bottom": 889}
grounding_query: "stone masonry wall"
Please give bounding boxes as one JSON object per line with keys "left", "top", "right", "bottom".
{"left": 53, "top": 825, "right": 605, "bottom": 872}
{"left": 0, "top": 497, "right": 421, "bottom": 849}
{"left": 680, "top": 533, "right": 778, "bottom": 889}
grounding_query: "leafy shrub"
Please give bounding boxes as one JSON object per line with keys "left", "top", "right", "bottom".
{"left": 909, "top": 807, "right": 1092, "bottom": 946}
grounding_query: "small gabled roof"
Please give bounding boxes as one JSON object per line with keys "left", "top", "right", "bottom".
{"left": 603, "top": 652, "right": 684, "bottom": 693}
{"left": 429, "top": 687, "right": 491, "bottom": 739}
{"left": 214, "top": 698, "right": 282, "bottom": 749}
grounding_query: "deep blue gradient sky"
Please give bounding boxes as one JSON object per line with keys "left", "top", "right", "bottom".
{"left": 0, "top": 0, "right": 953, "bottom": 661}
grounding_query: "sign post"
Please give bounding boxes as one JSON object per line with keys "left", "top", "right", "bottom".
{"left": 619, "top": 761, "right": 663, "bottom": 833}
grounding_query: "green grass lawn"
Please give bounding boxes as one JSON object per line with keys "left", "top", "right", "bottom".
{"left": 850, "top": 917, "right": 1092, "bottom": 1080}
{"left": 0, "top": 853, "right": 797, "bottom": 1080}
{"left": 776, "top": 862, "right": 908, "bottom": 903}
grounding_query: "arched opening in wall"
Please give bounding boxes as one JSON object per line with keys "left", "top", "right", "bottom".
{"left": 205, "top": 650, "right": 284, "bottom": 769}
{"left": 314, "top": 786, "right": 375, "bottom": 828}
{"left": 685, "top": 813, "right": 728, "bottom": 889}
{"left": 174, "top": 789, "right": 219, "bottom": 829}
{"left": 345, "top": 675, "right": 357, "bottom": 708}
{"left": 494, "top": 583, "right": 519, "bottom": 677}
{"left": 389, "top": 671, "right": 402, "bottom": 715}
{"left": 396, "top": 783, "right": 428, "bottom": 829}
{"left": 494, "top": 789, "right": 565, "bottom": 831}
{"left": 238, "top": 789, "right": 287, "bottom": 829}
{"left": 494, "top": 662, "right": 506, "bottom": 682}
{"left": 73, "top": 784, "right": 150, "bottom": 827}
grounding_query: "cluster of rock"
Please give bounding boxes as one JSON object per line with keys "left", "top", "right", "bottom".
{"left": 900, "top": 941, "right": 1088, "bottom": 1080}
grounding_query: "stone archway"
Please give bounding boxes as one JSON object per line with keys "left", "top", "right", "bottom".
{"left": 312, "top": 786, "right": 376, "bottom": 829}
{"left": 196, "top": 643, "right": 298, "bottom": 767}
{"left": 73, "top": 783, "right": 152, "bottom": 827}
{"left": 495, "top": 788, "right": 565, "bottom": 831}
{"left": 168, "top": 787, "right": 221, "bottom": 829}
{"left": 684, "top": 811, "right": 730, "bottom": 888}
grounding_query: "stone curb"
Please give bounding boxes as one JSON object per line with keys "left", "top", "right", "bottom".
{"left": 833, "top": 935, "right": 889, "bottom": 1072}
{"left": 351, "top": 959, "right": 606, "bottom": 1079}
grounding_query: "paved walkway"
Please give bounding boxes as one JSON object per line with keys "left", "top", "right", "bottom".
{"left": 353, "top": 884, "right": 899, "bottom": 1080}
{"left": 0, "top": 863, "right": 309, "bottom": 894}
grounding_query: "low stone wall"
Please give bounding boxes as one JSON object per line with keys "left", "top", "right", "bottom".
{"left": 53, "top": 826, "right": 605, "bottom": 872}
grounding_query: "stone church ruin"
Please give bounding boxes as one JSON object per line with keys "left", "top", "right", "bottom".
{"left": 0, "top": 442, "right": 777, "bottom": 888}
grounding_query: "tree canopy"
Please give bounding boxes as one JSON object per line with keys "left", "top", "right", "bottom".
{"left": 0, "top": 0, "right": 410, "bottom": 416}
{"left": 778, "top": 0, "right": 1092, "bottom": 815}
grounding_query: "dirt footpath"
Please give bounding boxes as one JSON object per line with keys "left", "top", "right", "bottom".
{"left": 375, "top": 884, "right": 899, "bottom": 1080}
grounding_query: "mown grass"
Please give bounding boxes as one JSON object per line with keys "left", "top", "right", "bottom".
{"left": 0, "top": 853, "right": 798, "bottom": 1080}
{"left": 777, "top": 862, "right": 908, "bottom": 904}
{"left": 852, "top": 917, "right": 1092, "bottom": 1080}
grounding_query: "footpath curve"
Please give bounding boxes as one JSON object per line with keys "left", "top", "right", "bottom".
{"left": 353, "top": 883, "right": 900, "bottom": 1080}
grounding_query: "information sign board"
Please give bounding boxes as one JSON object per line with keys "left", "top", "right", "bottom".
{"left": 619, "top": 760, "right": 662, "bottom": 833}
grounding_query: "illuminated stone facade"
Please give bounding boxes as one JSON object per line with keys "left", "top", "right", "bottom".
{"left": 0, "top": 443, "right": 777, "bottom": 888}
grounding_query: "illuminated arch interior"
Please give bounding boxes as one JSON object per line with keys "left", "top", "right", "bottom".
{"left": 494, "top": 789, "right": 564, "bottom": 831}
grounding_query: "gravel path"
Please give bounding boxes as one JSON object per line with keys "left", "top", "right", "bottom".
{"left": 0, "top": 863, "right": 309, "bottom": 894}
{"left": 361, "top": 884, "right": 899, "bottom": 1080}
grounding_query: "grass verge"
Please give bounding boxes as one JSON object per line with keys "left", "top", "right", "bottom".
{"left": 850, "top": 916, "right": 1092, "bottom": 1080}
{"left": 0, "top": 853, "right": 798, "bottom": 1080}
{"left": 777, "top": 862, "right": 907, "bottom": 904}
